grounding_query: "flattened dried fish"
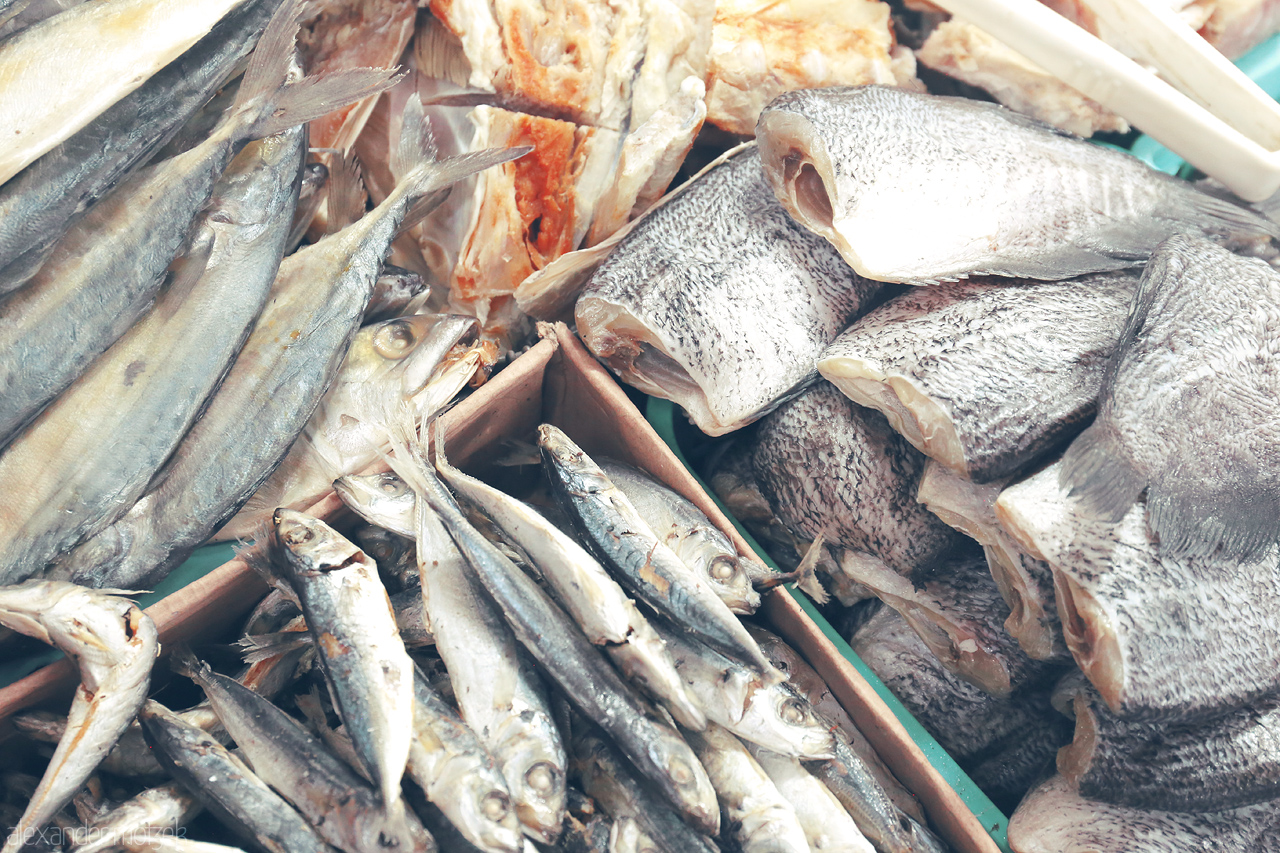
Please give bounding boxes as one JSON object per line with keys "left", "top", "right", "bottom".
{"left": 817, "top": 273, "right": 1137, "bottom": 483}
{"left": 755, "top": 85, "right": 1278, "bottom": 284}
{"left": 1061, "top": 234, "right": 1280, "bottom": 560}
{"left": 998, "top": 462, "right": 1280, "bottom": 722}
{"left": 0, "top": 583, "right": 158, "bottom": 853}
{"left": 577, "top": 146, "right": 882, "bottom": 434}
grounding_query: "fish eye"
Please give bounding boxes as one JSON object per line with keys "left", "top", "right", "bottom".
{"left": 378, "top": 475, "right": 403, "bottom": 494}
{"left": 372, "top": 321, "right": 418, "bottom": 359}
{"left": 282, "top": 526, "right": 314, "bottom": 546}
{"left": 481, "top": 791, "right": 510, "bottom": 821}
{"left": 709, "top": 556, "right": 738, "bottom": 581}
{"left": 669, "top": 758, "right": 694, "bottom": 786}
{"left": 781, "top": 699, "right": 807, "bottom": 725}
{"left": 525, "top": 761, "right": 558, "bottom": 793}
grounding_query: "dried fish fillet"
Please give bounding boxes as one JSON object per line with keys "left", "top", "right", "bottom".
{"left": 755, "top": 85, "right": 1279, "bottom": 284}
{"left": 577, "top": 148, "right": 882, "bottom": 434}
{"left": 998, "top": 462, "right": 1280, "bottom": 722}
{"left": 818, "top": 273, "right": 1137, "bottom": 483}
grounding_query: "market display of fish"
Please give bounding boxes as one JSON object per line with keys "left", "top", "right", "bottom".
{"left": 754, "top": 85, "right": 1278, "bottom": 285}
{"left": 576, "top": 146, "right": 883, "bottom": 435}
{"left": 8, "top": 0, "right": 1280, "bottom": 846}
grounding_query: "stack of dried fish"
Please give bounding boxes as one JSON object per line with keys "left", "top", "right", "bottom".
{"left": 0, "top": 418, "right": 953, "bottom": 853}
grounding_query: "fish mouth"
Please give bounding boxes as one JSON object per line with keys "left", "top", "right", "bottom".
{"left": 576, "top": 297, "right": 739, "bottom": 435}
{"left": 898, "top": 603, "right": 1013, "bottom": 699}
{"left": 1053, "top": 570, "right": 1122, "bottom": 712}
{"left": 819, "top": 355, "right": 970, "bottom": 477}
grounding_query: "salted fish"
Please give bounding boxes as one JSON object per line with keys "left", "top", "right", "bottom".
{"left": 1008, "top": 775, "right": 1280, "bottom": 853}
{"left": 72, "top": 784, "right": 201, "bottom": 853}
{"left": 0, "top": 0, "right": 252, "bottom": 186}
{"left": 8, "top": 125, "right": 302, "bottom": 589}
{"left": 750, "top": 382, "right": 965, "bottom": 582}
{"left": 851, "top": 606, "right": 1064, "bottom": 775}
{"left": 1057, "top": 677, "right": 1280, "bottom": 813}
{"left": 997, "top": 462, "right": 1280, "bottom": 722}
{"left": 746, "top": 745, "right": 875, "bottom": 853}
{"left": 704, "top": 0, "right": 915, "bottom": 136}
{"left": 0, "top": 583, "right": 158, "bottom": 853}
{"left": 755, "top": 85, "right": 1279, "bottom": 284}
{"left": 841, "top": 538, "right": 1062, "bottom": 698}
{"left": 916, "top": 462, "right": 1068, "bottom": 662}
{"left": 817, "top": 273, "right": 1138, "bottom": 483}
{"left": 577, "top": 146, "right": 882, "bottom": 435}
{"left": 0, "top": 0, "right": 396, "bottom": 450}
{"left": 1061, "top": 234, "right": 1280, "bottom": 560}
{"left": 0, "top": 0, "right": 278, "bottom": 293}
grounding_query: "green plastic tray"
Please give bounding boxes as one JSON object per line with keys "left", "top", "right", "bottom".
{"left": 645, "top": 396, "right": 1013, "bottom": 852}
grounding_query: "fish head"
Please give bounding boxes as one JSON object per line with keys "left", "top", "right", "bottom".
{"left": 701, "top": 553, "right": 762, "bottom": 615}
{"left": 763, "top": 684, "right": 837, "bottom": 759}
{"left": 442, "top": 765, "right": 525, "bottom": 853}
{"left": 334, "top": 471, "right": 417, "bottom": 533}
{"left": 501, "top": 731, "right": 567, "bottom": 844}
{"left": 647, "top": 724, "right": 721, "bottom": 836}
{"left": 272, "top": 509, "right": 367, "bottom": 574}
{"left": 537, "top": 425, "right": 612, "bottom": 497}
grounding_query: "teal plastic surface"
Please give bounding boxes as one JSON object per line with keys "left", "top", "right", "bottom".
{"left": 645, "top": 396, "right": 1013, "bottom": 852}
{"left": 0, "top": 542, "right": 236, "bottom": 690}
{"left": 1129, "top": 31, "right": 1280, "bottom": 176}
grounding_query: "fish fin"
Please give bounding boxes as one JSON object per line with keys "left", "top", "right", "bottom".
{"left": 396, "top": 187, "right": 452, "bottom": 236}
{"left": 234, "top": 523, "right": 290, "bottom": 593}
{"left": 1146, "top": 470, "right": 1280, "bottom": 561}
{"left": 236, "top": 631, "right": 314, "bottom": 665}
{"left": 392, "top": 91, "right": 436, "bottom": 181}
{"left": 1173, "top": 189, "right": 1280, "bottom": 242}
{"left": 753, "top": 534, "right": 829, "bottom": 605}
{"left": 325, "top": 153, "right": 367, "bottom": 235}
{"left": 235, "top": 0, "right": 402, "bottom": 139}
{"left": 169, "top": 644, "right": 211, "bottom": 682}
{"left": 1058, "top": 421, "right": 1146, "bottom": 523}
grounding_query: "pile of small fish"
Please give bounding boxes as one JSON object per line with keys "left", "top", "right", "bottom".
{"left": 0, "top": 421, "right": 956, "bottom": 853}
{"left": 566, "top": 84, "right": 1280, "bottom": 850}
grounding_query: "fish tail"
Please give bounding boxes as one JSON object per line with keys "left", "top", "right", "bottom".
{"left": 753, "top": 534, "right": 830, "bottom": 605}
{"left": 169, "top": 644, "right": 211, "bottom": 683}
{"left": 234, "top": 0, "right": 402, "bottom": 140}
{"left": 323, "top": 152, "right": 367, "bottom": 235}
{"left": 1147, "top": 475, "right": 1280, "bottom": 561}
{"left": 236, "top": 631, "right": 314, "bottom": 665}
{"left": 1058, "top": 422, "right": 1145, "bottom": 523}
{"left": 234, "top": 522, "right": 288, "bottom": 590}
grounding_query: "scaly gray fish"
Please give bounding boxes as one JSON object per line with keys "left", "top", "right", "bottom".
{"left": 138, "top": 700, "right": 336, "bottom": 853}
{"left": 576, "top": 145, "right": 882, "bottom": 435}
{"left": 0, "top": 0, "right": 396, "bottom": 449}
{"left": 410, "top": 477, "right": 567, "bottom": 842}
{"left": 14, "top": 123, "right": 304, "bottom": 588}
{"left": 746, "top": 745, "right": 875, "bottom": 853}
{"left": 0, "top": 0, "right": 279, "bottom": 293}
{"left": 998, "top": 462, "right": 1280, "bottom": 722}
{"left": 435, "top": 445, "right": 705, "bottom": 731}
{"left": 755, "top": 85, "right": 1279, "bottom": 284}
{"left": 0, "top": 582, "right": 158, "bottom": 853}
{"left": 539, "top": 425, "right": 778, "bottom": 679}
{"left": 179, "top": 651, "right": 434, "bottom": 853}
{"left": 598, "top": 459, "right": 763, "bottom": 614}
{"left": 268, "top": 510, "right": 414, "bottom": 810}
{"left": 386, "top": 434, "right": 720, "bottom": 836}
{"left": 686, "top": 724, "right": 810, "bottom": 853}
{"left": 1061, "top": 234, "right": 1280, "bottom": 560}
{"left": 817, "top": 273, "right": 1138, "bottom": 483}
{"left": 1008, "top": 775, "right": 1280, "bottom": 853}
{"left": 1057, "top": 676, "right": 1280, "bottom": 812}
{"left": 749, "top": 382, "right": 965, "bottom": 583}
{"left": 915, "top": 462, "right": 1068, "bottom": 663}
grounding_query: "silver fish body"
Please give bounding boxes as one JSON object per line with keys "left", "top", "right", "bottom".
{"left": 998, "top": 462, "right": 1280, "bottom": 722}
{"left": 746, "top": 745, "right": 874, "bottom": 853}
{"left": 16, "top": 124, "right": 304, "bottom": 588}
{"left": 271, "top": 510, "right": 414, "bottom": 810}
{"left": 599, "top": 459, "right": 762, "bottom": 614}
{"left": 576, "top": 146, "right": 882, "bottom": 435}
{"left": 72, "top": 784, "right": 201, "bottom": 853}
{"left": 436, "top": 450, "right": 705, "bottom": 731}
{"left": 756, "top": 85, "right": 1279, "bottom": 284}
{"left": 808, "top": 734, "right": 917, "bottom": 853}
{"left": 0, "top": 582, "right": 158, "bottom": 853}
{"left": 817, "top": 273, "right": 1138, "bottom": 483}
{"left": 138, "top": 700, "right": 335, "bottom": 853}
{"left": 750, "top": 382, "right": 965, "bottom": 581}
{"left": 1061, "top": 234, "right": 1280, "bottom": 560}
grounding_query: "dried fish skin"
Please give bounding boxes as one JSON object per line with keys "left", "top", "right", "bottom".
{"left": 0, "top": 582, "right": 158, "bottom": 853}
{"left": 818, "top": 273, "right": 1138, "bottom": 484}
{"left": 0, "top": 0, "right": 278, "bottom": 293}
{"left": 1007, "top": 775, "right": 1280, "bottom": 853}
{"left": 997, "top": 462, "right": 1280, "bottom": 722}
{"left": 755, "top": 85, "right": 1279, "bottom": 284}
{"left": 916, "top": 462, "right": 1069, "bottom": 663}
{"left": 750, "top": 382, "right": 965, "bottom": 579}
{"left": 1057, "top": 679, "right": 1280, "bottom": 813}
{"left": 270, "top": 510, "right": 414, "bottom": 811}
{"left": 704, "top": 0, "right": 913, "bottom": 136}
{"left": 577, "top": 147, "right": 882, "bottom": 435}
{"left": 1061, "top": 235, "right": 1280, "bottom": 560}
